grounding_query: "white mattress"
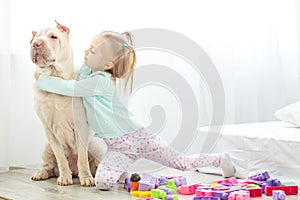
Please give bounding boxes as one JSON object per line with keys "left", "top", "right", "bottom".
{"left": 196, "top": 121, "right": 300, "bottom": 185}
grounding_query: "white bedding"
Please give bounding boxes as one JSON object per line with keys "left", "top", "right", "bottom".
{"left": 196, "top": 121, "right": 300, "bottom": 185}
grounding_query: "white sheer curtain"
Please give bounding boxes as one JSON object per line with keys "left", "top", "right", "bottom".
{"left": 0, "top": 0, "right": 10, "bottom": 172}
{"left": 197, "top": 0, "right": 300, "bottom": 125}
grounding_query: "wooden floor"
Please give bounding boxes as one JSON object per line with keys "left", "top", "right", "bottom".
{"left": 0, "top": 166, "right": 298, "bottom": 200}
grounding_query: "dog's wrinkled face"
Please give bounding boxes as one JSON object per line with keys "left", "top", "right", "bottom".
{"left": 30, "top": 21, "right": 71, "bottom": 71}
{"left": 30, "top": 28, "right": 64, "bottom": 67}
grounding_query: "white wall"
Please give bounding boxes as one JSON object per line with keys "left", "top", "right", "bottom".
{"left": 0, "top": 0, "right": 10, "bottom": 172}
{"left": 6, "top": 0, "right": 300, "bottom": 166}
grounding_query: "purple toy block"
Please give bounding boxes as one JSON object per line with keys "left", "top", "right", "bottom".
{"left": 124, "top": 177, "right": 131, "bottom": 192}
{"left": 267, "top": 179, "right": 281, "bottom": 186}
{"left": 159, "top": 187, "right": 174, "bottom": 195}
{"left": 248, "top": 171, "right": 270, "bottom": 181}
{"left": 213, "top": 189, "right": 240, "bottom": 200}
{"left": 272, "top": 190, "right": 286, "bottom": 200}
{"left": 165, "top": 195, "right": 179, "bottom": 200}
{"left": 158, "top": 176, "right": 169, "bottom": 185}
{"left": 138, "top": 174, "right": 157, "bottom": 191}
{"left": 193, "top": 197, "right": 220, "bottom": 200}
{"left": 174, "top": 177, "right": 187, "bottom": 187}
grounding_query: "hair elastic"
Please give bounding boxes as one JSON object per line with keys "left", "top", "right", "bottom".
{"left": 121, "top": 43, "right": 127, "bottom": 49}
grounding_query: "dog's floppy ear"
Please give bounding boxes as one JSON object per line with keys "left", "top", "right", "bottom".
{"left": 55, "top": 20, "right": 70, "bottom": 36}
{"left": 30, "top": 31, "right": 37, "bottom": 45}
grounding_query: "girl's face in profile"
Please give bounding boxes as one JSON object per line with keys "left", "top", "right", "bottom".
{"left": 84, "top": 36, "right": 114, "bottom": 72}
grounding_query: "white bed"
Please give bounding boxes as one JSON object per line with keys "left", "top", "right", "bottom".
{"left": 195, "top": 121, "right": 300, "bottom": 185}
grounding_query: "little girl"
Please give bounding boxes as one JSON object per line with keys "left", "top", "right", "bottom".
{"left": 36, "top": 31, "right": 235, "bottom": 190}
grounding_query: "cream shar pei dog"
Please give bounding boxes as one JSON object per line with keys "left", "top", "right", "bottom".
{"left": 30, "top": 21, "right": 104, "bottom": 186}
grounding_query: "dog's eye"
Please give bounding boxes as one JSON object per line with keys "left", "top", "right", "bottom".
{"left": 51, "top": 35, "right": 58, "bottom": 39}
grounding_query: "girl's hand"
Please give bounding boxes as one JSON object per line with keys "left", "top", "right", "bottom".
{"left": 34, "top": 71, "right": 40, "bottom": 80}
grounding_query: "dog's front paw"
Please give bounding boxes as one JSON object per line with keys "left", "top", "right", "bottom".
{"left": 57, "top": 175, "right": 73, "bottom": 186}
{"left": 32, "top": 170, "right": 49, "bottom": 181}
{"left": 79, "top": 176, "right": 95, "bottom": 187}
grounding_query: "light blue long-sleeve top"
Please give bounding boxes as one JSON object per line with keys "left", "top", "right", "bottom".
{"left": 36, "top": 64, "right": 143, "bottom": 138}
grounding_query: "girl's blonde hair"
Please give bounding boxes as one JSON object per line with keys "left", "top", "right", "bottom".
{"left": 98, "top": 31, "right": 136, "bottom": 93}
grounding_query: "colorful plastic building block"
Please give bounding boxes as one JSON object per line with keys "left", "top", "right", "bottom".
{"left": 162, "top": 179, "right": 177, "bottom": 195}
{"left": 131, "top": 181, "right": 140, "bottom": 191}
{"left": 267, "top": 179, "right": 281, "bottom": 186}
{"left": 210, "top": 183, "right": 223, "bottom": 188}
{"left": 272, "top": 190, "right": 286, "bottom": 200}
{"left": 213, "top": 189, "right": 240, "bottom": 200}
{"left": 242, "top": 187, "right": 262, "bottom": 198}
{"left": 124, "top": 177, "right": 131, "bottom": 192}
{"left": 197, "top": 185, "right": 213, "bottom": 190}
{"left": 177, "top": 184, "right": 198, "bottom": 195}
{"left": 228, "top": 191, "right": 250, "bottom": 200}
{"left": 139, "top": 174, "right": 157, "bottom": 191}
{"left": 165, "top": 195, "right": 179, "bottom": 200}
{"left": 214, "top": 186, "right": 231, "bottom": 191}
{"left": 265, "top": 185, "right": 298, "bottom": 196}
{"left": 195, "top": 189, "right": 214, "bottom": 197}
{"left": 130, "top": 173, "right": 141, "bottom": 191}
{"left": 151, "top": 189, "right": 166, "bottom": 199}
{"left": 158, "top": 176, "right": 169, "bottom": 185}
{"left": 248, "top": 171, "right": 270, "bottom": 181}
{"left": 158, "top": 187, "right": 174, "bottom": 195}
{"left": 173, "top": 177, "right": 187, "bottom": 187}
{"left": 214, "top": 177, "right": 237, "bottom": 185}
{"left": 131, "top": 190, "right": 151, "bottom": 198}
{"left": 193, "top": 197, "right": 220, "bottom": 200}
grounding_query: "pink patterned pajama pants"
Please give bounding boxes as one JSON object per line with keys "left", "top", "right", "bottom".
{"left": 95, "top": 127, "right": 221, "bottom": 190}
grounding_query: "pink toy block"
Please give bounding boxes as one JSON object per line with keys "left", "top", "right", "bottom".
{"left": 237, "top": 179, "right": 254, "bottom": 185}
{"left": 213, "top": 186, "right": 230, "bottom": 191}
{"left": 214, "top": 177, "right": 237, "bottom": 185}
{"left": 177, "top": 184, "right": 198, "bottom": 195}
{"left": 272, "top": 190, "right": 286, "bottom": 200}
{"left": 195, "top": 189, "right": 214, "bottom": 197}
{"left": 265, "top": 185, "right": 298, "bottom": 196}
{"left": 228, "top": 191, "right": 250, "bottom": 200}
